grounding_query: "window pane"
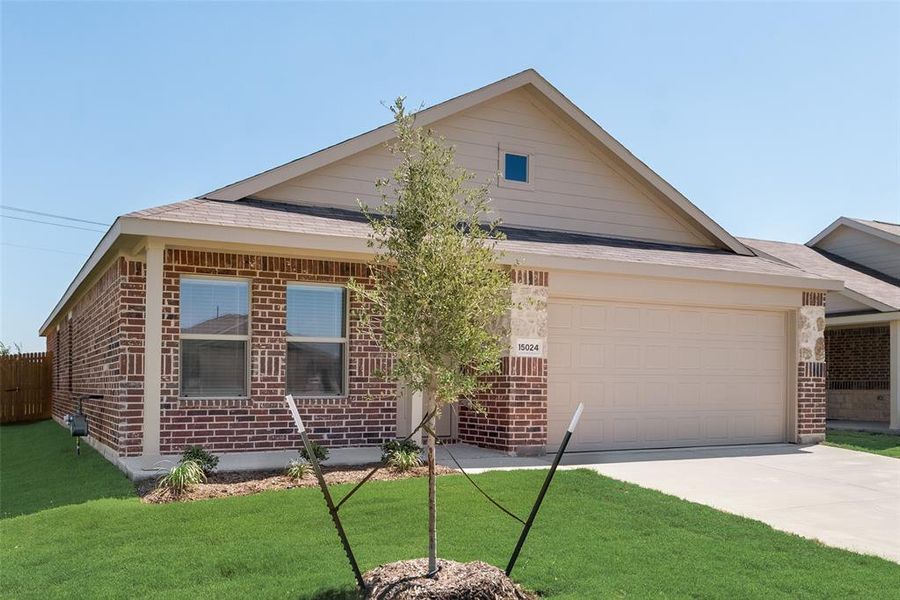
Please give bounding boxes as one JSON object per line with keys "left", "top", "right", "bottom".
{"left": 287, "top": 342, "right": 344, "bottom": 396}
{"left": 287, "top": 286, "right": 345, "bottom": 338}
{"left": 180, "top": 279, "right": 248, "bottom": 335}
{"left": 504, "top": 153, "right": 528, "bottom": 182}
{"left": 180, "top": 339, "right": 247, "bottom": 397}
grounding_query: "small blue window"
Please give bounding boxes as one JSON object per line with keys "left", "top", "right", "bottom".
{"left": 504, "top": 153, "right": 528, "bottom": 183}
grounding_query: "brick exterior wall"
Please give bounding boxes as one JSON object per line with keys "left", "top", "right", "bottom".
{"left": 158, "top": 250, "right": 396, "bottom": 454}
{"left": 824, "top": 326, "right": 890, "bottom": 422}
{"left": 796, "top": 291, "right": 827, "bottom": 442}
{"left": 458, "top": 356, "right": 548, "bottom": 453}
{"left": 48, "top": 258, "right": 145, "bottom": 455}
{"left": 457, "top": 268, "right": 549, "bottom": 454}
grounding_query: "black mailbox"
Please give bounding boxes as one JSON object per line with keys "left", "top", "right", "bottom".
{"left": 70, "top": 395, "right": 103, "bottom": 454}
{"left": 69, "top": 413, "right": 88, "bottom": 437}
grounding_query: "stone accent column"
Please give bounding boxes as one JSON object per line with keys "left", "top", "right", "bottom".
{"left": 797, "top": 291, "right": 827, "bottom": 444}
{"left": 890, "top": 320, "right": 899, "bottom": 431}
{"left": 458, "top": 269, "right": 549, "bottom": 455}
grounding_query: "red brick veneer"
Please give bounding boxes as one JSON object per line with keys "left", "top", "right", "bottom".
{"left": 158, "top": 250, "right": 395, "bottom": 454}
{"left": 824, "top": 326, "right": 890, "bottom": 422}
{"left": 48, "top": 258, "right": 145, "bottom": 456}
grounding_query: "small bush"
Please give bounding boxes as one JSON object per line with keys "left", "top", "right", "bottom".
{"left": 300, "top": 441, "right": 329, "bottom": 463}
{"left": 382, "top": 438, "right": 423, "bottom": 472}
{"left": 380, "top": 438, "right": 422, "bottom": 462}
{"left": 180, "top": 445, "right": 219, "bottom": 474}
{"left": 157, "top": 460, "right": 206, "bottom": 495}
{"left": 386, "top": 448, "right": 424, "bottom": 472}
{"left": 286, "top": 459, "right": 311, "bottom": 481}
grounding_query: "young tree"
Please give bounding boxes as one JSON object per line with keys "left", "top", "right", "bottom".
{"left": 350, "top": 99, "right": 512, "bottom": 575}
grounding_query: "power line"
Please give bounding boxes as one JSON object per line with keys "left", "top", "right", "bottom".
{"left": 1, "top": 214, "right": 106, "bottom": 233}
{"left": 1, "top": 242, "right": 88, "bottom": 257}
{"left": 0, "top": 205, "right": 110, "bottom": 227}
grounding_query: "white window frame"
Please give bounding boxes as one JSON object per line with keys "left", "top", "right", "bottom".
{"left": 285, "top": 283, "right": 349, "bottom": 399}
{"left": 179, "top": 275, "right": 251, "bottom": 399}
{"left": 498, "top": 143, "right": 535, "bottom": 190}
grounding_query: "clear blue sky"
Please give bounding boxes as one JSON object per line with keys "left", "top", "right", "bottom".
{"left": 2, "top": 1, "right": 899, "bottom": 351}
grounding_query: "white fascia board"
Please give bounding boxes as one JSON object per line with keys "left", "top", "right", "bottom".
{"left": 130, "top": 218, "right": 842, "bottom": 290}
{"left": 42, "top": 215, "right": 839, "bottom": 336}
{"left": 827, "top": 311, "right": 900, "bottom": 327}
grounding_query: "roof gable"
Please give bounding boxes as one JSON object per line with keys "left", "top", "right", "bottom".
{"left": 808, "top": 217, "right": 900, "bottom": 280}
{"left": 203, "top": 69, "right": 751, "bottom": 255}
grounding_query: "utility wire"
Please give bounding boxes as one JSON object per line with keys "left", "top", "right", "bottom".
{"left": 0, "top": 204, "right": 110, "bottom": 227}
{"left": 1, "top": 214, "right": 106, "bottom": 233}
{"left": 1, "top": 242, "right": 88, "bottom": 257}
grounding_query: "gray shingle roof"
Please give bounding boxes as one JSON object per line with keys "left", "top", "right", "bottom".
{"left": 742, "top": 237, "right": 900, "bottom": 311}
{"left": 126, "top": 198, "right": 824, "bottom": 280}
{"left": 851, "top": 218, "right": 900, "bottom": 238}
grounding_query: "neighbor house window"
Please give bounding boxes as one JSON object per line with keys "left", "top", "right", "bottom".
{"left": 286, "top": 285, "right": 347, "bottom": 397}
{"left": 504, "top": 152, "right": 529, "bottom": 183}
{"left": 180, "top": 278, "right": 249, "bottom": 397}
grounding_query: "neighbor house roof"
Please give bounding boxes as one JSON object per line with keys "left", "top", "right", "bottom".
{"left": 201, "top": 69, "right": 753, "bottom": 256}
{"left": 807, "top": 216, "right": 900, "bottom": 246}
{"left": 742, "top": 237, "right": 900, "bottom": 312}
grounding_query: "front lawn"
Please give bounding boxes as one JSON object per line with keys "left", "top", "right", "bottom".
{"left": 0, "top": 420, "right": 136, "bottom": 518}
{"left": 1, "top": 422, "right": 898, "bottom": 598}
{"left": 825, "top": 429, "right": 900, "bottom": 458}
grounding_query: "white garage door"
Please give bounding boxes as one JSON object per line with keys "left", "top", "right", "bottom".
{"left": 548, "top": 298, "right": 787, "bottom": 451}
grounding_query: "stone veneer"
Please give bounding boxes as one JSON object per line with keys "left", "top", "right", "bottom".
{"left": 458, "top": 269, "right": 549, "bottom": 454}
{"left": 796, "top": 291, "right": 827, "bottom": 443}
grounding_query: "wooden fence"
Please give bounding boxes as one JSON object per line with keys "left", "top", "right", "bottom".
{"left": 0, "top": 352, "right": 52, "bottom": 424}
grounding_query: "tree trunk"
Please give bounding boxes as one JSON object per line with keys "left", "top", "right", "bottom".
{"left": 425, "top": 386, "right": 438, "bottom": 575}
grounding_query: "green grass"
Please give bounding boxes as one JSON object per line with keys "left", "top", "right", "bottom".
{"left": 825, "top": 429, "right": 900, "bottom": 458}
{"left": 1, "top": 422, "right": 898, "bottom": 599}
{"left": 0, "top": 420, "right": 136, "bottom": 518}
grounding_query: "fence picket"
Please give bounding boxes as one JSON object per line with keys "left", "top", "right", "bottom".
{"left": 0, "top": 352, "right": 52, "bottom": 424}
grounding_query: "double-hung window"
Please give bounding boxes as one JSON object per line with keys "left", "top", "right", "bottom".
{"left": 180, "top": 277, "right": 249, "bottom": 398}
{"left": 286, "top": 285, "right": 347, "bottom": 397}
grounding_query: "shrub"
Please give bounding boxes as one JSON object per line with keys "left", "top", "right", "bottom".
{"left": 286, "top": 459, "right": 311, "bottom": 481}
{"left": 157, "top": 460, "right": 206, "bottom": 495}
{"left": 300, "top": 441, "right": 329, "bottom": 463}
{"left": 386, "top": 448, "right": 424, "bottom": 472}
{"left": 380, "top": 438, "right": 422, "bottom": 462}
{"left": 381, "top": 439, "right": 423, "bottom": 472}
{"left": 180, "top": 445, "right": 219, "bottom": 474}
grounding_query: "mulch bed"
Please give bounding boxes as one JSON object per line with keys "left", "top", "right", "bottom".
{"left": 139, "top": 464, "right": 458, "bottom": 504}
{"left": 363, "top": 558, "right": 537, "bottom": 599}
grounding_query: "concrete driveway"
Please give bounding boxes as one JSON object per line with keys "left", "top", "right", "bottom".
{"left": 438, "top": 443, "right": 900, "bottom": 563}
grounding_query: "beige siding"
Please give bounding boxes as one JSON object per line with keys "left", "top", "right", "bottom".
{"left": 254, "top": 88, "right": 713, "bottom": 247}
{"left": 816, "top": 227, "right": 900, "bottom": 279}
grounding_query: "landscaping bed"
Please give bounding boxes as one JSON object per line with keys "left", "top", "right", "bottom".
{"left": 140, "top": 463, "right": 458, "bottom": 504}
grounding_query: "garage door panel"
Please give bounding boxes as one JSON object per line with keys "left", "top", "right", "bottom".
{"left": 548, "top": 298, "right": 787, "bottom": 451}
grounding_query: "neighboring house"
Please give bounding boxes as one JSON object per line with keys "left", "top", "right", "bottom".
{"left": 40, "top": 70, "right": 842, "bottom": 478}
{"left": 745, "top": 218, "right": 900, "bottom": 431}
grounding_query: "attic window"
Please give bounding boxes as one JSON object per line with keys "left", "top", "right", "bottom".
{"left": 504, "top": 153, "right": 528, "bottom": 182}
{"left": 498, "top": 145, "right": 534, "bottom": 189}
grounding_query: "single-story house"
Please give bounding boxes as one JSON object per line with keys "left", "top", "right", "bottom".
{"left": 745, "top": 218, "right": 900, "bottom": 430}
{"left": 41, "top": 69, "right": 844, "bottom": 478}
